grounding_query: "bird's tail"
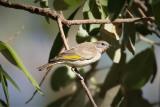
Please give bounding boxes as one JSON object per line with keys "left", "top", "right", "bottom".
{"left": 37, "top": 63, "right": 54, "bottom": 71}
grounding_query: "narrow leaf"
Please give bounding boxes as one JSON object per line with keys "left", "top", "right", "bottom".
{"left": 122, "top": 23, "right": 136, "bottom": 55}
{"left": 0, "top": 65, "right": 20, "bottom": 91}
{"left": 122, "top": 48, "right": 157, "bottom": 89}
{"left": 0, "top": 41, "right": 41, "bottom": 93}
{"left": 107, "top": 0, "right": 126, "bottom": 20}
{"left": 0, "top": 71, "right": 9, "bottom": 106}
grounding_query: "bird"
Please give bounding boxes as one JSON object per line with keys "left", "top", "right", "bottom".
{"left": 38, "top": 41, "right": 110, "bottom": 71}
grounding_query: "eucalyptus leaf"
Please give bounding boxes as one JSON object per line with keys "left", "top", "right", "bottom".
{"left": 0, "top": 99, "right": 7, "bottom": 107}
{"left": 151, "top": 0, "right": 160, "bottom": 27}
{"left": 107, "top": 0, "right": 126, "bottom": 20}
{"left": 0, "top": 71, "right": 9, "bottom": 106}
{"left": 122, "top": 23, "right": 136, "bottom": 55}
{"left": 89, "top": 0, "right": 101, "bottom": 19}
{"left": 53, "top": 0, "right": 68, "bottom": 10}
{"left": 0, "top": 65, "right": 20, "bottom": 91}
{"left": 119, "top": 90, "right": 152, "bottom": 107}
{"left": 0, "top": 41, "right": 41, "bottom": 93}
{"left": 99, "top": 52, "right": 126, "bottom": 97}
{"left": 122, "top": 48, "right": 157, "bottom": 89}
{"left": 53, "top": 0, "right": 82, "bottom": 10}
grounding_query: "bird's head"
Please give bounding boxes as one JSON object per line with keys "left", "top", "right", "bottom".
{"left": 95, "top": 41, "right": 111, "bottom": 53}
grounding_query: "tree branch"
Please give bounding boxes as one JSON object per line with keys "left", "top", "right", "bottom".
{"left": 57, "top": 13, "right": 98, "bottom": 107}
{"left": 0, "top": 0, "right": 154, "bottom": 26}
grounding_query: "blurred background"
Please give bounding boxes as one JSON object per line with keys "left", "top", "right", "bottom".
{"left": 0, "top": 0, "right": 160, "bottom": 107}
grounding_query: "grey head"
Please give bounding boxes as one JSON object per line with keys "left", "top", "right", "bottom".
{"left": 95, "top": 41, "right": 110, "bottom": 53}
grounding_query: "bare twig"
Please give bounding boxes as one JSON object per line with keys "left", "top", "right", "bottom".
{"left": 134, "top": 0, "right": 148, "bottom": 12}
{"left": 25, "top": 68, "right": 51, "bottom": 104}
{"left": 0, "top": 0, "right": 154, "bottom": 26}
{"left": 72, "top": 68, "right": 98, "bottom": 107}
{"left": 57, "top": 14, "right": 98, "bottom": 107}
{"left": 137, "top": 7, "right": 160, "bottom": 38}
{"left": 57, "top": 16, "right": 70, "bottom": 49}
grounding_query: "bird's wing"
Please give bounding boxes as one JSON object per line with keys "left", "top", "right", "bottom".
{"left": 50, "top": 43, "right": 97, "bottom": 62}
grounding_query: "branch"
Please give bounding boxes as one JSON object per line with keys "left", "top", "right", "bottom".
{"left": 0, "top": 0, "right": 154, "bottom": 26}
{"left": 57, "top": 13, "right": 98, "bottom": 107}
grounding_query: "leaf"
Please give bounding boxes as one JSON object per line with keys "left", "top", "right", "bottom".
{"left": 99, "top": 52, "right": 126, "bottom": 97}
{"left": 0, "top": 71, "right": 9, "bottom": 106}
{"left": 64, "top": 0, "right": 82, "bottom": 7}
{"left": 111, "top": 89, "right": 123, "bottom": 107}
{"left": 89, "top": 0, "right": 101, "bottom": 19}
{"left": 53, "top": 0, "right": 82, "bottom": 10}
{"left": 104, "top": 23, "right": 121, "bottom": 40}
{"left": 122, "top": 23, "right": 136, "bottom": 55}
{"left": 119, "top": 90, "right": 152, "bottom": 107}
{"left": 76, "top": 25, "right": 90, "bottom": 43}
{"left": 82, "top": 0, "right": 103, "bottom": 33}
{"left": 0, "top": 99, "right": 7, "bottom": 107}
{"left": 53, "top": 0, "right": 68, "bottom": 10}
{"left": 107, "top": 0, "right": 126, "bottom": 20}
{"left": 113, "top": 48, "right": 121, "bottom": 63}
{"left": 0, "top": 65, "right": 20, "bottom": 91}
{"left": 0, "top": 41, "right": 41, "bottom": 93}
{"left": 49, "top": 7, "right": 80, "bottom": 61}
{"left": 50, "top": 66, "right": 74, "bottom": 91}
{"left": 122, "top": 48, "right": 157, "bottom": 89}
{"left": 47, "top": 95, "right": 72, "bottom": 107}
{"left": 151, "top": 0, "right": 160, "bottom": 27}
{"left": 100, "top": 23, "right": 122, "bottom": 63}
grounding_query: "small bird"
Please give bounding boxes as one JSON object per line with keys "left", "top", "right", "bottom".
{"left": 38, "top": 41, "right": 110, "bottom": 71}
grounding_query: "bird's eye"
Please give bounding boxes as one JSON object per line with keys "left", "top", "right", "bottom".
{"left": 101, "top": 43, "right": 105, "bottom": 46}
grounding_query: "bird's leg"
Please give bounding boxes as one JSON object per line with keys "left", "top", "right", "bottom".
{"left": 71, "top": 67, "right": 83, "bottom": 80}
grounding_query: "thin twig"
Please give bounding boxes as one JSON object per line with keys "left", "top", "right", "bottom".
{"left": 137, "top": 7, "right": 160, "bottom": 38}
{"left": 57, "top": 17, "right": 69, "bottom": 50}
{"left": 0, "top": 0, "right": 154, "bottom": 26}
{"left": 25, "top": 68, "right": 51, "bottom": 104}
{"left": 57, "top": 16, "right": 98, "bottom": 107}
{"left": 58, "top": 11, "right": 98, "bottom": 106}
{"left": 72, "top": 68, "right": 98, "bottom": 107}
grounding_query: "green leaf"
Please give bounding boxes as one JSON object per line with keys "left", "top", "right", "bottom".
{"left": 53, "top": 0, "right": 82, "bottom": 10}
{"left": 53, "top": 0, "right": 69, "bottom": 10}
{"left": 49, "top": 7, "right": 80, "bottom": 61}
{"left": 76, "top": 25, "right": 90, "bottom": 43}
{"left": 0, "top": 65, "right": 20, "bottom": 91}
{"left": 151, "top": 0, "right": 160, "bottom": 27}
{"left": 50, "top": 66, "right": 74, "bottom": 91}
{"left": 0, "top": 41, "right": 41, "bottom": 93}
{"left": 122, "top": 48, "right": 157, "bottom": 89}
{"left": 119, "top": 90, "right": 152, "bottom": 107}
{"left": 89, "top": 0, "right": 101, "bottom": 19}
{"left": 122, "top": 23, "right": 136, "bottom": 55}
{"left": 64, "top": 0, "right": 82, "bottom": 7}
{"left": 99, "top": 52, "right": 126, "bottom": 97}
{"left": 0, "top": 99, "right": 7, "bottom": 107}
{"left": 107, "top": 0, "right": 126, "bottom": 20}
{"left": 0, "top": 71, "right": 9, "bottom": 106}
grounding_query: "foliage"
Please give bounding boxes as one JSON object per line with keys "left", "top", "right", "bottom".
{"left": 0, "top": 0, "right": 160, "bottom": 107}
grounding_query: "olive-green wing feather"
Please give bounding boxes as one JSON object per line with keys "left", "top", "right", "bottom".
{"left": 50, "top": 42, "right": 97, "bottom": 62}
